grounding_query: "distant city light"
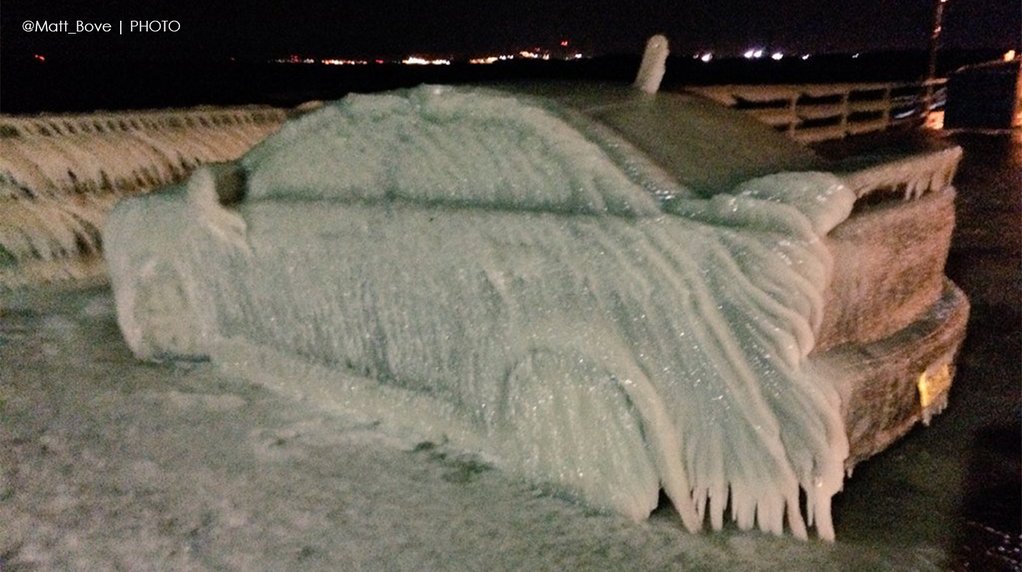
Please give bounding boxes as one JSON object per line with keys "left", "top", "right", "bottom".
{"left": 518, "top": 50, "right": 551, "bottom": 60}
{"left": 1005, "top": 50, "right": 1017, "bottom": 61}
{"left": 279, "top": 54, "right": 317, "bottom": 64}
{"left": 470, "top": 44, "right": 587, "bottom": 64}
{"left": 273, "top": 43, "right": 590, "bottom": 68}
{"left": 560, "top": 40, "right": 569, "bottom": 47}
{"left": 852, "top": 53, "right": 861, "bottom": 59}
{"left": 801, "top": 54, "right": 811, "bottom": 61}
{"left": 699, "top": 52, "right": 713, "bottom": 63}
{"left": 321, "top": 58, "right": 368, "bottom": 66}
{"left": 771, "top": 51, "right": 784, "bottom": 61}
{"left": 33, "top": 54, "right": 46, "bottom": 63}
{"left": 743, "top": 48, "right": 766, "bottom": 60}
{"left": 402, "top": 56, "right": 451, "bottom": 65}
{"left": 274, "top": 55, "right": 373, "bottom": 65}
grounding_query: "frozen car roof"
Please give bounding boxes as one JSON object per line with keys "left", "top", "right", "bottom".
{"left": 235, "top": 82, "right": 825, "bottom": 217}
{"left": 492, "top": 82, "right": 822, "bottom": 196}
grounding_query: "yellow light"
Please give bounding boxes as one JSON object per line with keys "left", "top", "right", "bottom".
{"left": 1005, "top": 50, "right": 1017, "bottom": 62}
{"left": 917, "top": 363, "right": 952, "bottom": 410}
{"left": 925, "top": 110, "right": 945, "bottom": 130}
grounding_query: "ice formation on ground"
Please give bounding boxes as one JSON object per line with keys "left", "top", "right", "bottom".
{"left": 105, "top": 85, "right": 858, "bottom": 539}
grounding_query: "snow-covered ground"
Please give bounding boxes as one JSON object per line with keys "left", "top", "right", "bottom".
{"left": 1, "top": 130, "right": 1017, "bottom": 571}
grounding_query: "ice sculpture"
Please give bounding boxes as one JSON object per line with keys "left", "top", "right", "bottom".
{"left": 106, "top": 84, "right": 864, "bottom": 540}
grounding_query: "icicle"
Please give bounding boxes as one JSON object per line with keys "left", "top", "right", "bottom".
{"left": 841, "top": 146, "right": 963, "bottom": 201}
{"left": 0, "top": 106, "right": 286, "bottom": 287}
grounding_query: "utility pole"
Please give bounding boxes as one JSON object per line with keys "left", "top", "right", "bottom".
{"left": 927, "top": 0, "right": 947, "bottom": 83}
{"left": 924, "top": 0, "right": 948, "bottom": 115}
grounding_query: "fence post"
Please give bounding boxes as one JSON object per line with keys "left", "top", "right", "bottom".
{"left": 788, "top": 93, "right": 799, "bottom": 137}
{"left": 882, "top": 86, "right": 892, "bottom": 129}
{"left": 840, "top": 91, "right": 851, "bottom": 136}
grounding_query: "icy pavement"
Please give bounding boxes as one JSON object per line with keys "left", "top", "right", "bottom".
{"left": 1, "top": 130, "right": 1018, "bottom": 570}
{"left": 0, "top": 287, "right": 945, "bottom": 571}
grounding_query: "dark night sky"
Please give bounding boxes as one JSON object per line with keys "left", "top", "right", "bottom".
{"left": 2, "top": 0, "right": 1019, "bottom": 61}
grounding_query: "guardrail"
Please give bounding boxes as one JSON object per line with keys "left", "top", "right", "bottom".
{"left": 686, "top": 80, "right": 946, "bottom": 143}
{"left": 0, "top": 106, "right": 288, "bottom": 287}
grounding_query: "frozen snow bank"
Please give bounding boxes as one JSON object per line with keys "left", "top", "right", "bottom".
{"left": 105, "top": 85, "right": 857, "bottom": 539}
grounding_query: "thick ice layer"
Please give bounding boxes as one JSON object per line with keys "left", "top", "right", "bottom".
{"left": 838, "top": 146, "right": 963, "bottom": 200}
{"left": 0, "top": 107, "right": 285, "bottom": 286}
{"left": 105, "top": 85, "right": 855, "bottom": 539}
{"left": 239, "top": 86, "right": 679, "bottom": 213}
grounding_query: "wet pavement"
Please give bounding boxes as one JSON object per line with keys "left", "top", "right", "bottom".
{"left": 818, "top": 128, "right": 1021, "bottom": 570}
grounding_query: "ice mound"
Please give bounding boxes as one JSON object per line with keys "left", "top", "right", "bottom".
{"left": 105, "top": 85, "right": 856, "bottom": 540}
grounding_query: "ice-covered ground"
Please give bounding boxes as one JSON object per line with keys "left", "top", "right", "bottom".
{"left": 0, "top": 285, "right": 950, "bottom": 570}
{"left": 1, "top": 131, "right": 1018, "bottom": 571}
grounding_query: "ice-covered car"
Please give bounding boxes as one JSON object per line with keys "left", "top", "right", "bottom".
{"left": 104, "top": 81, "right": 967, "bottom": 540}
